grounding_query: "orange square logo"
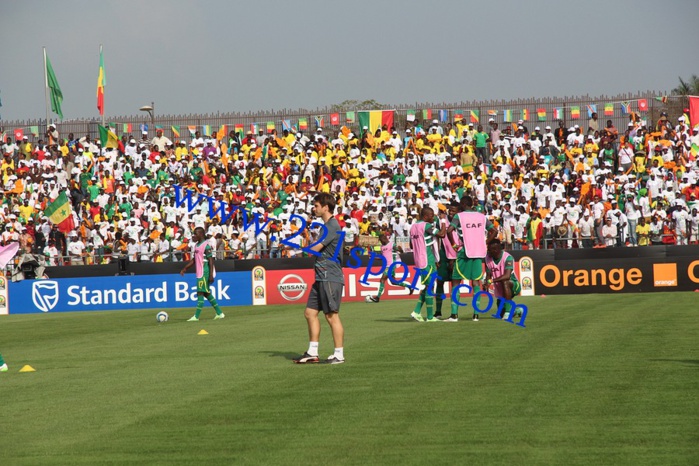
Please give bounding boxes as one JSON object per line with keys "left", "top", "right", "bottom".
{"left": 653, "top": 263, "right": 677, "bottom": 287}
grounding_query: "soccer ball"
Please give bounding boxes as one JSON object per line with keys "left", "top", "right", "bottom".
{"left": 156, "top": 311, "right": 169, "bottom": 323}
{"left": 365, "top": 295, "right": 375, "bottom": 303}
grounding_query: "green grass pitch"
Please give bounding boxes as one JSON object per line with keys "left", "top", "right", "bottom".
{"left": 1, "top": 293, "right": 697, "bottom": 465}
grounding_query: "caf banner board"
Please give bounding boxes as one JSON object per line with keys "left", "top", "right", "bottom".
{"left": 8, "top": 272, "right": 252, "bottom": 314}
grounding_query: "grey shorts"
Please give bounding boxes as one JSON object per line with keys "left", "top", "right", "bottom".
{"left": 307, "top": 281, "right": 344, "bottom": 314}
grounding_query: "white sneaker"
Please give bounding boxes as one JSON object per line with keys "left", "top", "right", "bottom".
{"left": 410, "top": 312, "right": 425, "bottom": 322}
{"left": 0, "top": 363, "right": 8, "bottom": 372}
{"left": 213, "top": 313, "right": 225, "bottom": 320}
{"left": 326, "top": 355, "right": 345, "bottom": 364}
{"left": 444, "top": 316, "right": 459, "bottom": 322}
{"left": 502, "top": 313, "right": 511, "bottom": 320}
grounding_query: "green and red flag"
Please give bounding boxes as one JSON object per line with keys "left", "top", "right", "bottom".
{"left": 45, "top": 192, "right": 75, "bottom": 233}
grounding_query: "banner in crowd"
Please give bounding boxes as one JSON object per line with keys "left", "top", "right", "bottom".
{"left": 7, "top": 272, "right": 252, "bottom": 314}
{"left": 9, "top": 95, "right": 684, "bottom": 141}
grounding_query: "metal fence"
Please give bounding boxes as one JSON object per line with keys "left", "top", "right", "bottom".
{"left": 0, "top": 90, "right": 687, "bottom": 144}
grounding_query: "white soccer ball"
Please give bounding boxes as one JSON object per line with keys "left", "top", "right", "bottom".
{"left": 365, "top": 295, "right": 374, "bottom": 303}
{"left": 156, "top": 311, "right": 169, "bottom": 322}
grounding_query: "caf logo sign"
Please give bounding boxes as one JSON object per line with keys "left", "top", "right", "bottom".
{"left": 32, "top": 281, "right": 59, "bottom": 313}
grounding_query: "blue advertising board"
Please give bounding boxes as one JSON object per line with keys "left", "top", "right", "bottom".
{"left": 8, "top": 272, "right": 252, "bottom": 314}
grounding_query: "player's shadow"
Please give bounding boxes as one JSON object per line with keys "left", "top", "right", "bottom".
{"left": 374, "top": 319, "right": 417, "bottom": 323}
{"left": 261, "top": 351, "right": 299, "bottom": 360}
{"left": 649, "top": 359, "right": 699, "bottom": 367}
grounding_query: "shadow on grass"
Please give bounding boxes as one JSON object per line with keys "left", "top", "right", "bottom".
{"left": 650, "top": 359, "right": 699, "bottom": 367}
{"left": 373, "top": 319, "right": 416, "bottom": 323}
{"left": 260, "top": 351, "right": 299, "bottom": 360}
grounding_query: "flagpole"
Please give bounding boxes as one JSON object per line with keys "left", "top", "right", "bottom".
{"left": 99, "top": 44, "right": 105, "bottom": 127}
{"left": 43, "top": 46, "right": 50, "bottom": 126}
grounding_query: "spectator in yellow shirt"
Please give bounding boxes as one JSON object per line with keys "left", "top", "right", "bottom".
{"left": 636, "top": 217, "right": 650, "bottom": 246}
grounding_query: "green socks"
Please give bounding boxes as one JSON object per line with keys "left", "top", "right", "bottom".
{"left": 450, "top": 301, "right": 459, "bottom": 317}
{"left": 208, "top": 295, "right": 223, "bottom": 315}
{"left": 378, "top": 282, "right": 385, "bottom": 298}
{"left": 413, "top": 290, "right": 426, "bottom": 315}
{"left": 196, "top": 294, "right": 223, "bottom": 317}
{"left": 0, "top": 353, "right": 5, "bottom": 366}
{"left": 194, "top": 294, "right": 204, "bottom": 319}
{"left": 425, "top": 296, "right": 434, "bottom": 319}
{"left": 435, "top": 281, "right": 445, "bottom": 314}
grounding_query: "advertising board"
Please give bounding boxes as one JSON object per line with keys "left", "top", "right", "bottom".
{"left": 8, "top": 272, "right": 252, "bottom": 314}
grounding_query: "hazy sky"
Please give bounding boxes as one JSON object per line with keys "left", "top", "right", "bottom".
{"left": 1, "top": 0, "right": 697, "bottom": 122}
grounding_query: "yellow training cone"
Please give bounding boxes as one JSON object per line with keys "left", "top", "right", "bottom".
{"left": 19, "top": 365, "right": 36, "bottom": 372}
{"left": 198, "top": 330, "right": 209, "bottom": 335}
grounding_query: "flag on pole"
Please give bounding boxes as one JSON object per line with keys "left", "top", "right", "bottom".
{"left": 406, "top": 110, "right": 416, "bottom": 122}
{"left": 553, "top": 107, "right": 563, "bottom": 120}
{"left": 202, "top": 125, "right": 211, "bottom": 136}
{"left": 487, "top": 109, "right": 498, "bottom": 117}
{"left": 330, "top": 113, "right": 340, "bottom": 125}
{"left": 217, "top": 125, "right": 227, "bottom": 140}
{"left": 439, "top": 109, "right": 449, "bottom": 123}
{"left": 654, "top": 96, "right": 668, "bottom": 104}
{"left": 298, "top": 118, "right": 308, "bottom": 131}
{"left": 45, "top": 192, "right": 75, "bottom": 233}
{"left": 688, "top": 97, "right": 699, "bottom": 130}
{"left": 521, "top": 109, "right": 529, "bottom": 121}
{"left": 45, "top": 51, "right": 63, "bottom": 119}
{"left": 620, "top": 101, "right": 631, "bottom": 115}
{"left": 251, "top": 123, "right": 260, "bottom": 134}
{"left": 570, "top": 106, "right": 580, "bottom": 119}
{"left": 266, "top": 121, "right": 275, "bottom": 133}
{"left": 188, "top": 126, "right": 196, "bottom": 138}
{"left": 470, "top": 110, "right": 479, "bottom": 124}
{"left": 171, "top": 126, "right": 181, "bottom": 138}
{"left": 123, "top": 123, "right": 132, "bottom": 134}
{"left": 234, "top": 124, "right": 244, "bottom": 138}
{"left": 503, "top": 110, "right": 513, "bottom": 122}
{"left": 536, "top": 108, "right": 546, "bottom": 121}
{"left": 422, "top": 109, "right": 432, "bottom": 120}
{"left": 30, "top": 126, "right": 39, "bottom": 137}
{"left": 638, "top": 99, "right": 648, "bottom": 112}
{"left": 345, "top": 112, "right": 355, "bottom": 124}
{"left": 314, "top": 115, "right": 324, "bottom": 128}
{"left": 96, "top": 45, "right": 105, "bottom": 116}
{"left": 282, "top": 120, "right": 291, "bottom": 131}
{"left": 604, "top": 103, "right": 614, "bottom": 116}
{"left": 98, "top": 124, "right": 119, "bottom": 149}
{"left": 585, "top": 104, "right": 597, "bottom": 118}
{"left": 357, "top": 111, "right": 395, "bottom": 136}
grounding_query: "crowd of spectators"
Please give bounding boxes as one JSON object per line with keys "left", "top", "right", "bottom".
{"left": 2, "top": 110, "right": 699, "bottom": 267}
